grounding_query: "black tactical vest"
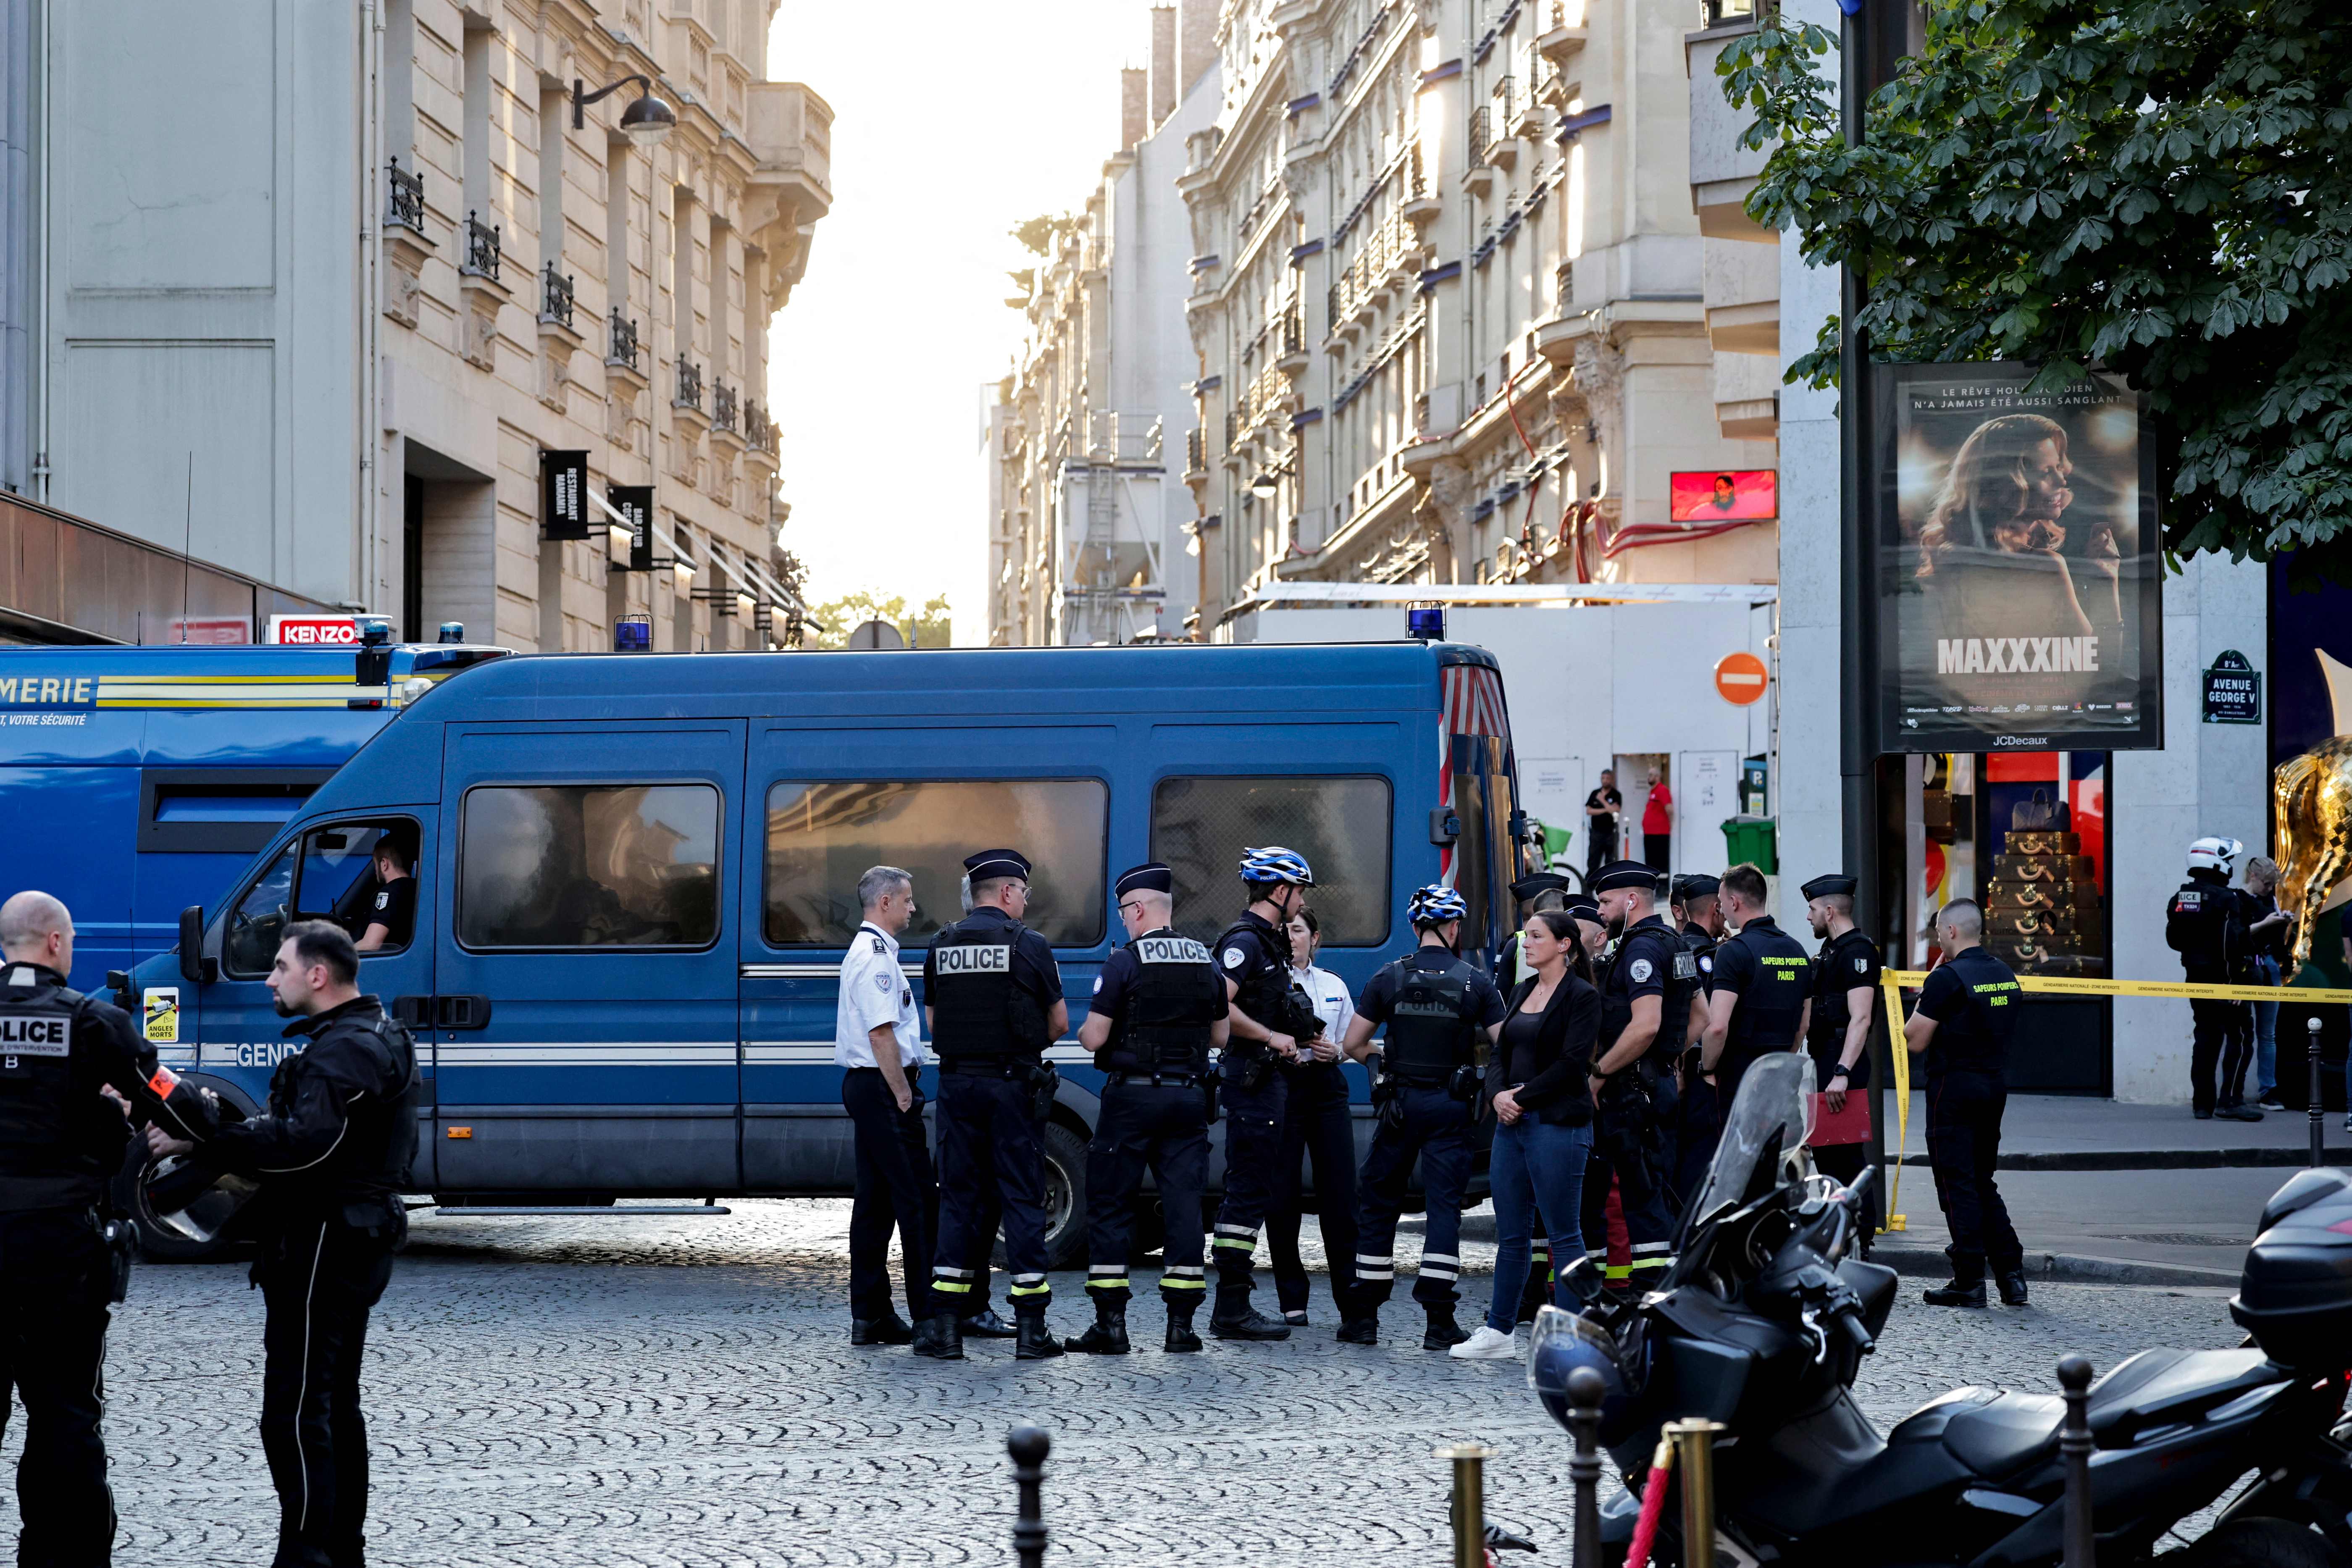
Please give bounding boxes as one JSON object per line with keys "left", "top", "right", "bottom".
{"left": 1599, "top": 917, "right": 1690, "bottom": 1061}
{"left": 260, "top": 1001, "right": 421, "bottom": 1221}
{"left": 0, "top": 964, "right": 122, "bottom": 1211}
{"left": 929, "top": 914, "right": 1049, "bottom": 1062}
{"left": 1215, "top": 915, "right": 1291, "bottom": 1030}
{"left": 1102, "top": 929, "right": 1219, "bottom": 1077}
{"left": 1927, "top": 949, "right": 2018, "bottom": 1078}
{"left": 1381, "top": 955, "right": 1480, "bottom": 1082}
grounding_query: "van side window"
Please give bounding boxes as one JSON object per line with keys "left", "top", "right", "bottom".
{"left": 223, "top": 843, "right": 298, "bottom": 977}
{"left": 1149, "top": 776, "right": 1392, "bottom": 946}
{"left": 762, "top": 779, "right": 1107, "bottom": 947}
{"left": 457, "top": 785, "right": 720, "bottom": 950}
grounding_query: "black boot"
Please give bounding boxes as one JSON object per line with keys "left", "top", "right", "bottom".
{"left": 1336, "top": 1316, "right": 1379, "bottom": 1345}
{"left": 1423, "top": 1307, "right": 1470, "bottom": 1350}
{"left": 1164, "top": 1304, "right": 1203, "bottom": 1353}
{"left": 1209, "top": 1289, "right": 1291, "bottom": 1340}
{"left": 1066, "top": 1301, "right": 1130, "bottom": 1354}
{"left": 1996, "top": 1269, "right": 2030, "bottom": 1307}
{"left": 1924, "top": 1256, "right": 1988, "bottom": 1308}
{"left": 1014, "top": 1308, "right": 1066, "bottom": 1360}
{"left": 851, "top": 1312, "right": 914, "bottom": 1346}
{"left": 910, "top": 1312, "right": 964, "bottom": 1360}
{"left": 959, "top": 1308, "right": 1018, "bottom": 1338}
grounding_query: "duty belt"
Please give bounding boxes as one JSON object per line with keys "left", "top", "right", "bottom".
{"left": 941, "top": 1059, "right": 1034, "bottom": 1079}
{"left": 1106, "top": 1070, "right": 1205, "bottom": 1089}
{"left": 1389, "top": 1071, "right": 1453, "bottom": 1089}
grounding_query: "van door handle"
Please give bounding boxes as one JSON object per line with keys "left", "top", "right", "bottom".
{"left": 435, "top": 995, "right": 493, "bottom": 1030}
{"left": 391, "top": 995, "right": 434, "bottom": 1028}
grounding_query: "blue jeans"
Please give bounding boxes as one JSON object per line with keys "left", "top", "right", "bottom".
{"left": 1486, "top": 1114, "right": 1593, "bottom": 1333}
{"left": 2253, "top": 956, "right": 2281, "bottom": 1095}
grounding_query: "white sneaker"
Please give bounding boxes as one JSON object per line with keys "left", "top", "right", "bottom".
{"left": 1450, "top": 1325, "right": 1519, "bottom": 1360}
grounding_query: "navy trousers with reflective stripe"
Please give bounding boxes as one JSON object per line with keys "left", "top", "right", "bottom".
{"left": 1353, "top": 1086, "right": 1473, "bottom": 1310}
{"left": 1210, "top": 1066, "right": 1285, "bottom": 1296}
{"left": 1083, "top": 1083, "right": 1209, "bottom": 1308}
{"left": 933, "top": 1072, "right": 1053, "bottom": 1309}
{"left": 258, "top": 1219, "right": 397, "bottom": 1568}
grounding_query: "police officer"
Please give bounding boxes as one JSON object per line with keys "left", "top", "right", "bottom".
{"left": 1209, "top": 846, "right": 1319, "bottom": 1342}
{"left": 1582, "top": 862, "right": 1685, "bottom": 1289}
{"left": 1341, "top": 886, "right": 1506, "bottom": 1348}
{"left": 1903, "top": 899, "right": 2026, "bottom": 1308}
{"left": 1068, "top": 863, "right": 1226, "bottom": 1354}
{"left": 2166, "top": 837, "right": 2278, "bottom": 1122}
{"left": 146, "top": 919, "right": 420, "bottom": 1568}
{"left": 1498, "top": 872, "right": 1573, "bottom": 990}
{"left": 1803, "top": 873, "right": 1883, "bottom": 1246}
{"left": 837, "top": 865, "right": 933, "bottom": 1345}
{"left": 1671, "top": 873, "right": 1727, "bottom": 1198}
{"left": 913, "top": 849, "right": 1068, "bottom": 1361}
{"left": 1695, "top": 863, "right": 1812, "bottom": 1110}
{"left": 0, "top": 890, "right": 196, "bottom": 1565}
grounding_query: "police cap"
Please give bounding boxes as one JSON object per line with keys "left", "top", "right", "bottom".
{"left": 1800, "top": 874, "right": 1858, "bottom": 902}
{"left": 1590, "top": 860, "right": 1664, "bottom": 895}
{"left": 1673, "top": 873, "right": 1720, "bottom": 903}
{"left": 1510, "top": 872, "right": 1573, "bottom": 903}
{"left": 963, "top": 848, "right": 1033, "bottom": 882}
{"left": 1114, "top": 862, "right": 1174, "bottom": 898}
{"left": 1561, "top": 892, "right": 1607, "bottom": 929}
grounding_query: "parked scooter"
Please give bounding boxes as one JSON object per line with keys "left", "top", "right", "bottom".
{"left": 1528, "top": 1052, "right": 2352, "bottom": 1568}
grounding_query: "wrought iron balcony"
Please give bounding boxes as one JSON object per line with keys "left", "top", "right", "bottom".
{"left": 1468, "top": 106, "right": 1492, "bottom": 168}
{"left": 386, "top": 158, "right": 426, "bottom": 234}
{"left": 461, "top": 211, "right": 502, "bottom": 281}
{"left": 674, "top": 358, "right": 704, "bottom": 411}
{"left": 538, "top": 263, "right": 576, "bottom": 329}
{"left": 712, "top": 382, "right": 740, "bottom": 433}
{"left": 1279, "top": 298, "right": 1305, "bottom": 357}
{"left": 745, "top": 402, "right": 778, "bottom": 456}
{"left": 1185, "top": 427, "right": 1206, "bottom": 474}
{"left": 607, "top": 310, "right": 641, "bottom": 373}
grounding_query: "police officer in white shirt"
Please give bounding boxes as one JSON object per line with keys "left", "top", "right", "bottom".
{"left": 838, "top": 865, "right": 935, "bottom": 1345}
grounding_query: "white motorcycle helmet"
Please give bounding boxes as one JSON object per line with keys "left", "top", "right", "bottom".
{"left": 2186, "top": 836, "right": 2244, "bottom": 876}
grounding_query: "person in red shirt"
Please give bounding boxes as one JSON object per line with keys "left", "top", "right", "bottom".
{"left": 1641, "top": 769, "right": 1673, "bottom": 871}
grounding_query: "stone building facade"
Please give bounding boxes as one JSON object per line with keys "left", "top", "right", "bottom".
{"left": 1178, "top": 0, "right": 1777, "bottom": 634}
{"left": 8, "top": 0, "right": 827, "bottom": 651}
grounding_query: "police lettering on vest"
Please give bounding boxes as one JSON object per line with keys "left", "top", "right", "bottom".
{"left": 927, "top": 914, "right": 1052, "bottom": 1061}
{"left": 0, "top": 1014, "right": 71, "bottom": 1054}
{"left": 0, "top": 964, "right": 151, "bottom": 1213}
{"left": 1099, "top": 931, "right": 1220, "bottom": 1078}
{"left": 935, "top": 944, "right": 1013, "bottom": 975}
{"left": 1381, "top": 961, "right": 1481, "bottom": 1082}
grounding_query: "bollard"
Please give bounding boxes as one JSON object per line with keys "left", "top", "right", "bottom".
{"left": 2058, "top": 1356, "right": 2095, "bottom": 1568}
{"left": 1664, "top": 1420, "right": 1728, "bottom": 1568}
{"left": 2310, "top": 1018, "right": 2327, "bottom": 1169}
{"left": 1435, "top": 1442, "right": 1492, "bottom": 1568}
{"left": 1566, "top": 1367, "right": 1606, "bottom": 1568}
{"left": 1008, "top": 1426, "right": 1050, "bottom": 1568}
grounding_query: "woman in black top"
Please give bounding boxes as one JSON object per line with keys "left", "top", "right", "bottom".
{"left": 1460, "top": 910, "right": 1603, "bottom": 1357}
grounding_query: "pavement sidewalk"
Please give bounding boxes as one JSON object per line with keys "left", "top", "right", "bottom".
{"left": 1883, "top": 1091, "right": 2352, "bottom": 1170}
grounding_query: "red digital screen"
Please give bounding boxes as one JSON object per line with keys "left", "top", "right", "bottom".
{"left": 1670, "top": 469, "right": 1777, "bottom": 522}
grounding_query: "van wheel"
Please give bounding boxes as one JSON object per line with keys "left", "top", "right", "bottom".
{"left": 2179, "top": 1519, "right": 2351, "bottom": 1568}
{"left": 993, "top": 1122, "right": 1089, "bottom": 1273}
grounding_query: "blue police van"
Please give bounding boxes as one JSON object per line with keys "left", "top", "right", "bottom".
{"left": 126, "top": 639, "right": 1528, "bottom": 1262}
{"left": 0, "top": 632, "right": 509, "bottom": 998}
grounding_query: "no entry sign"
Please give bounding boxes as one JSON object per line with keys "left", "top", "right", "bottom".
{"left": 1714, "top": 651, "right": 1769, "bottom": 707}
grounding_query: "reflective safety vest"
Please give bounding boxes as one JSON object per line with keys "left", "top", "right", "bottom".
{"left": 929, "top": 914, "right": 1049, "bottom": 1062}
{"left": 1101, "top": 929, "right": 1220, "bottom": 1077}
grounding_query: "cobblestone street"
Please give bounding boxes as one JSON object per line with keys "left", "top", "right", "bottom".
{"left": 53, "top": 1203, "right": 2246, "bottom": 1567}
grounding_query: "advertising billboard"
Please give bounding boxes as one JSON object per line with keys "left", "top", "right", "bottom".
{"left": 1669, "top": 468, "right": 1776, "bottom": 521}
{"left": 1876, "top": 363, "right": 2162, "bottom": 751}
{"left": 266, "top": 615, "right": 358, "bottom": 646}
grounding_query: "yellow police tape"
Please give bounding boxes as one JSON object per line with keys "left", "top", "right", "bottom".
{"left": 1870, "top": 970, "right": 2352, "bottom": 1234}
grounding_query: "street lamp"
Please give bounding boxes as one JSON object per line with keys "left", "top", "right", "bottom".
{"left": 573, "top": 74, "right": 678, "bottom": 148}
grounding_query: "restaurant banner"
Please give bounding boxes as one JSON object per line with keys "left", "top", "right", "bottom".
{"left": 1875, "top": 363, "right": 2162, "bottom": 752}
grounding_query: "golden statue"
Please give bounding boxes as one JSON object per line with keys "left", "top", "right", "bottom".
{"left": 2274, "top": 734, "right": 2352, "bottom": 977}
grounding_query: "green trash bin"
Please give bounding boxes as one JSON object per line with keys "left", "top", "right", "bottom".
{"left": 1720, "top": 816, "right": 1778, "bottom": 875}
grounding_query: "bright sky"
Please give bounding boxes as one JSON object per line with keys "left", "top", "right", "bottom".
{"left": 764, "top": 3, "right": 1152, "bottom": 642}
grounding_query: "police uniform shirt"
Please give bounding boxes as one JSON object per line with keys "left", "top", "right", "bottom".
{"left": 1915, "top": 947, "right": 2021, "bottom": 1079}
{"left": 1601, "top": 914, "right": 1685, "bottom": 1055}
{"left": 1809, "top": 928, "right": 1882, "bottom": 1083}
{"left": 922, "top": 905, "right": 1064, "bottom": 1016}
{"left": 836, "top": 922, "right": 925, "bottom": 1070}
{"left": 1682, "top": 924, "right": 1719, "bottom": 989}
{"left": 1290, "top": 963, "right": 1357, "bottom": 1045}
{"left": 1357, "top": 949, "right": 1508, "bottom": 1035}
{"left": 365, "top": 876, "right": 417, "bottom": 947}
{"left": 1710, "top": 916, "right": 1812, "bottom": 1058}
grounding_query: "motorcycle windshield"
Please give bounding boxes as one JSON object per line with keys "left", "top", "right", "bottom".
{"left": 1684, "top": 1051, "right": 1816, "bottom": 1229}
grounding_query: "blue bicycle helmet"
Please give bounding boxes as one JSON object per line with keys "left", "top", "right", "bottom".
{"left": 1407, "top": 884, "right": 1470, "bottom": 927}
{"left": 1527, "top": 1305, "right": 1640, "bottom": 1443}
{"left": 1238, "top": 846, "right": 1316, "bottom": 886}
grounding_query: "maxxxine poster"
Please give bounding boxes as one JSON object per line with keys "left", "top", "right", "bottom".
{"left": 1876, "top": 362, "right": 2163, "bottom": 752}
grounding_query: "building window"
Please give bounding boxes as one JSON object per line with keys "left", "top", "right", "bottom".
{"left": 457, "top": 785, "right": 722, "bottom": 949}
{"left": 762, "top": 779, "right": 1109, "bottom": 947}
{"left": 1149, "top": 775, "right": 1393, "bottom": 946}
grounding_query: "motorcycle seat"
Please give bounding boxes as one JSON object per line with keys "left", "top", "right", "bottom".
{"left": 1935, "top": 1348, "right": 2278, "bottom": 1478}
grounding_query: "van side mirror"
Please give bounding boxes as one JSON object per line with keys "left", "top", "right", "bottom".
{"left": 177, "top": 905, "right": 216, "bottom": 985}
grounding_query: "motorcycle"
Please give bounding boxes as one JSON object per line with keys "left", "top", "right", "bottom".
{"left": 1527, "top": 1051, "right": 2352, "bottom": 1568}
